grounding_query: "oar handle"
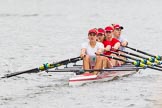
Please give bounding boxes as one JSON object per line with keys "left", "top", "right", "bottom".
{"left": 117, "top": 49, "right": 148, "bottom": 60}
{"left": 125, "top": 46, "right": 154, "bottom": 56}
{"left": 110, "top": 51, "right": 137, "bottom": 61}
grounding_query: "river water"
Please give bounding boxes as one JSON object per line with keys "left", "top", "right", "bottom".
{"left": 1, "top": 0, "right": 162, "bottom": 108}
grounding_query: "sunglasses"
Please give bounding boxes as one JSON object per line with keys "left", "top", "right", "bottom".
{"left": 97, "top": 33, "right": 104, "bottom": 36}
{"left": 89, "top": 33, "right": 97, "bottom": 36}
{"left": 115, "top": 28, "right": 122, "bottom": 31}
{"left": 105, "top": 31, "right": 112, "bottom": 34}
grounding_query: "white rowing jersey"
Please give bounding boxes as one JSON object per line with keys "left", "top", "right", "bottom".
{"left": 118, "top": 36, "right": 127, "bottom": 51}
{"left": 81, "top": 41, "right": 104, "bottom": 56}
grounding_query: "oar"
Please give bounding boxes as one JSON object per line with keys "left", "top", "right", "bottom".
{"left": 117, "top": 49, "right": 162, "bottom": 67}
{"left": 1, "top": 56, "right": 81, "bottom": 78}
{"left": 100, "top": 54, "right": 162, "bottom": 71}
{"left": 111, "top": 51, "right": 162, "bottom": 68}
{"left": 125, "top": 46, "right": 162, "bottom": 60}
{"left": 46, "top": 67, "right": 142, "bottom": 74}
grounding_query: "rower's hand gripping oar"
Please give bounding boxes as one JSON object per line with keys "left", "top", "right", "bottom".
{"left": 1, "top": 56, "right": 81, "bottom": 78}
{"left": 100, "top": 54, "right": 162, "bottom": 71}
{"left": 125, "top": 46, "right": 162, "bottom": 61}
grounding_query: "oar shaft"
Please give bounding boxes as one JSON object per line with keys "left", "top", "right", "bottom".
{"left": 100, "top": 54, "right": 133, "bottom": 64}
{"left": 1, "top": 56, "right": 82, "bottom": 78}
{"left": 46, "top": 68, "right": 142, "bottom": 73}
{"left": 125, "top": 46, "right": 156, "bottom": 57}
{"left": 111, "top": 51, "right": 146, "bottom": 67}
{"left": 111, "top": 51, "right": 137, "bottom": 61}
{"left": 126, "top": 46, "right": 162, "bottom": 62}
{"left": 118, "top": 49, "right": 148, "bottom": 60}
{"left": 118, "top": 49, "right": 162, "bottom": 67}
{"left": 147, "top": 66, "right": 162, "bottom": 71}
{"left": 111, "top": 51, "right": 162, "bottom": 68}
{"left": 85, "top": 68, "right": 141, "bottom": 71}
{"left": 100, "top": 54, "right": 162, "bottom": 71}
{"left": 154, "top": 64, "right": 162, "bottom": 68}
{"left": 2, "top": 68, "right": 39, "bottom": 78}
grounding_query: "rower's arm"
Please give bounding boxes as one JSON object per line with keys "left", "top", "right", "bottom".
{"left": 113, "top": 42, "right": 120, "bottom": 50}
{"left": 80, "top": 48, "right": 86, "bottom": 58}
{"left": 104, "top": 45, "right": 111, "bottom": 52}
{"left": 97, "top": 48, "right": 104, "bottom": 54}
{"left": 121, "top": 41, "right": 128, "bottom": 47}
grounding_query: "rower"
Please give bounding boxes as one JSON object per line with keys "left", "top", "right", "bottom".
{"left": 112, "top": 24, "right": 128, "bottom": 64}
{"left": 80, "top": 28, "right": 104, "bottom": 75}
{"left": 112, "top": 24, "right": 128, "bottom": 51}
{"left": 103, "top": 26, "right": 121, "bottom": 67}
{"left": 97, "top": 28, "right": 105, "bottom": 43}
{"left": 97, "top": 28, "right": 113, "bottom": 68}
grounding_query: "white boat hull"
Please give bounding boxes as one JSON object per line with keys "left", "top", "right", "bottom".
{"left": 69, "top": 70, "right": 138, "bottom": 86}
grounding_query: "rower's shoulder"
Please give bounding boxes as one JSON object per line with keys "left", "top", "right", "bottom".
{"left": 112, "top": 38, "right": 120, "bottom": 42}
{"left": 96, "top": 42, "right": 104, "bottom": 48}
{"left": 118, "top": 36, "right": 128, "bottom": 41}
{"left": 96, "top": 41, "right": 104, "bottom": 45}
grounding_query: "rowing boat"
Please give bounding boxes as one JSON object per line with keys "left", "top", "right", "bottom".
{"left": 1, "top": 45, "right": 162, "bottom": 86}
{"left": 69, "top": 64, "right": 140, "bottom": 86}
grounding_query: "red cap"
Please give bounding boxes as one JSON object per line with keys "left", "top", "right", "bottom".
{"left": 97, "top": 28, "right": 105, "bottom": 35}
{"left": 113, "top": 24, "right": 124, "bottom": 30}
{"left": 88, "top": 29, "right": 97, "bottom": 34}
{"left": 105, "top": 26, "right": 114, "bottom": 32}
